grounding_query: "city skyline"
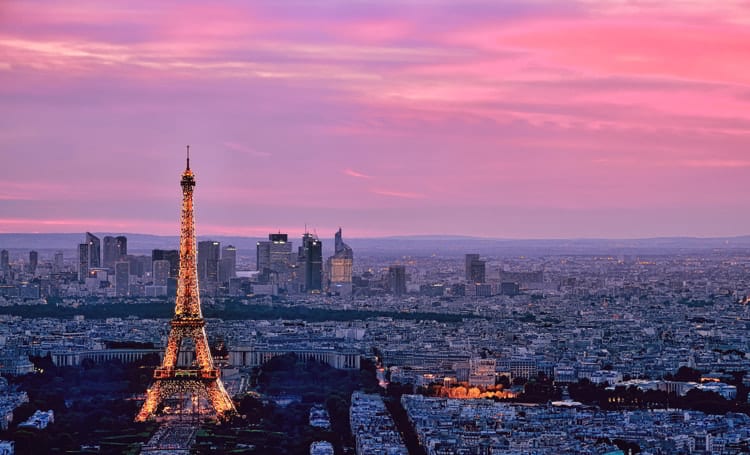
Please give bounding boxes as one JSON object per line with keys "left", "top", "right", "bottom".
{"left": 2, "top": 1, "right": 750, "bottom": 238}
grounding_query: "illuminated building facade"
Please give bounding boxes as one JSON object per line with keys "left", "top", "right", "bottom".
{"left": 136, "top": 150, "right": 236, "bottom": 422}
{"left": 327, "top": 228, "right": 353, "bottom": 295}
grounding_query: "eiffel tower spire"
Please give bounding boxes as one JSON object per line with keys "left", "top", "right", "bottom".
{"left": 136, "top": 150, "right": 236, "bottom": 422}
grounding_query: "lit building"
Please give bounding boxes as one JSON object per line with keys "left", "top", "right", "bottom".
{"left": 257, "top": 234, "right": 293, "bottom": 272}
{"left": 327, "top": 228, "right": 353, "bottom": 295}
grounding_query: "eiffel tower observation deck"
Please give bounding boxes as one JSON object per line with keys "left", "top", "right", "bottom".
{"left": 136, "top": 147, "right": 236, "bottom": 422}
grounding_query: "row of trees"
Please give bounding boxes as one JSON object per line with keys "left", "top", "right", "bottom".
{"left": 0, "top": 299, "right": 471, "bottom": 323}
{"left": 1, "top": 354, "right": 160, "bottom": 453}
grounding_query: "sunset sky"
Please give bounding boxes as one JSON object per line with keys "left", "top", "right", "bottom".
{"left": 1, "top": 0, "right": 749, "bottom": 238}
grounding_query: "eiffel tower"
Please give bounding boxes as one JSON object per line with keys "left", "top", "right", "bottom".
{"left": 136, "top": 148, "right": 236, "bottom": 422}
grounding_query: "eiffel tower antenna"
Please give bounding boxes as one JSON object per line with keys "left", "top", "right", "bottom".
{"left": 136, "top": 150, "right": 235, "bottom": 422}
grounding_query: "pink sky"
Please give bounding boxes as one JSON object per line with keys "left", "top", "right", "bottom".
{"left": 1, "top": 0, "right": 750, "bottom": 238}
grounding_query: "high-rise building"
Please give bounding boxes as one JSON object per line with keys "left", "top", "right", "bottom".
{"left": 53, "top": 251, "right": 64, "bottom": 274}
{"left": 103, "top": 235, "right": 127, "bottom": 268}
{"left": 220, "top": 245, "right": 236, "bottom": 282}
{"left": 152, "top": 249, "right": 179, "bottom": 278}
{"left": 256, "top": 241, "right": 271, "bottom": 272}
{"left": 198, "top": 240, "right": 221, "bottom": 285}
{"left": 327, "top": 228, "right": 353, "bottom": 293}
{"left": 257, "top": 234, "right": 293, "bottom": 272}
{"left": 269, "top": 234, "right": 292, "bottom": 271}
{"left": 0, "top": 250, "right": 8, "bottom": 271}
{"left": 299, "top": 233, "right": 322, "bottom": 292}
{"left": 115, "top": 261, "right": 130, "bottom": 296}
{"left": 465, "top": 254, "right": 486, "bottom": 284}
{"left": 388, "top": 265, "right": 407, "bottom": 296}
{"left": 86, "top": 232, "right": 101, "bottom": 269}
{"left": 78, "top": 243, "right": 89, "bottom": 281}
{"left": 152, "top": 259, "right": 171, "bottom": 286}
{"left": 28, "top": 251, "right": 38, "bottom": 275}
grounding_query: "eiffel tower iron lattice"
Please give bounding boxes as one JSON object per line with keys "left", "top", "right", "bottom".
{"left": 135, "top": 148, "right": 236, "bottom": 422}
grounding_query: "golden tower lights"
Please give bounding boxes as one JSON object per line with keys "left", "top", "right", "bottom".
{"left": 136, "top": 147, "right": 236, "bottom": 422}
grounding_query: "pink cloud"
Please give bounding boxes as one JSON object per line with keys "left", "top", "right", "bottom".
{"left": 343, "top": 168, "right": 372, "bottom": 179}
{"left": 1, "top": 1, "right": 750, "bottom": 237}
{"left": 371, "top": 189, "right": 425, "bottom": 200}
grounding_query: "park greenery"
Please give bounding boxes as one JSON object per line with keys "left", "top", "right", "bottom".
{"left": 0, "top": 354, "right": 159, "bottom": 454}
{"left": 0, "top": 299, "right": 473, "bottom": 323}
{"left": 195, "top": 353, "right": 381, "bottom": 454}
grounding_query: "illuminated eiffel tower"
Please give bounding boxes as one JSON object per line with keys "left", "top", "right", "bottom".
{"left": 136, "top": 148, "right": 236, "bottom": 422}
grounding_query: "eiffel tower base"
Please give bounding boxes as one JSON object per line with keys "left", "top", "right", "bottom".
{"left": 135, "top": 377, "right": 235, "bottom": 422}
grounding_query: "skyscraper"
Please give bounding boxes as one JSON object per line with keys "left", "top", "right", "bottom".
{"left": 328, "top": 228, "right": 353, "bottom": 294}
{"left": 86, "top": 232, "right": 101, "bottom": 269}
{"left": 53, "top": 251, "right": 64, "bottom": 274}
{"left": 103, "top": 235, "right": 127, "bottom": 268}
{"left": 198, "top": 240, "right": 221, "bottom": 286}
{"left": 152, "top": 249, "right": 179, "bottom": 278}
{"left": 28, "top": 251, "right": 38, "bottom": 275}
{"left": 219, "top": 245, "right": 237, "bottom": 283}
{"left": 1, "top": 249, "right": 9, "bottom": 272}
{"left": 152, "top": 259, "right": 171, "bottom": 286}
{"left": 388, "top": 265, "right": 407, "bottom": 296}
{"left": 256, "top": 241, "right": 271, "bottom": 272}
{"left": 299, "top": 233, "right": 322, "bottom": 292}
{"left": 465, "top": 254, "right": 486, "bottom": 284}
{"left": 257, "top": 233, "right": 294, "bottom": 289}
{"left": 115, "top": 261, "right": 130, "bottom": 296}
{"left": 77, "top": 243, "right": 89, "bottom": 281}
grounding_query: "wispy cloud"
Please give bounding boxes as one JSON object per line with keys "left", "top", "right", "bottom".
{"left": 371, "top": 189, "right": 425, "bottom": 199}
{"left": 343, "top": 168, "right": 372, "bottom": 179}
{"left": 1, "top": 0, "right": 750, "bottom": 237}
{"left": 680, "top": 159, "right": 750, "bottom": 168}
{"left": 223, "top": 141, "right": 271, "bottom": 157}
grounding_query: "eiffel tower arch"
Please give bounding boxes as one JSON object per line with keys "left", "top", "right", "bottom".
{"left": 136, "top": 148, "right": 236, "bottom": 422}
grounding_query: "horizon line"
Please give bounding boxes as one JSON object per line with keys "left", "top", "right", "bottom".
{"left": 2, "top": 232, "right": 750, "bottom": 242}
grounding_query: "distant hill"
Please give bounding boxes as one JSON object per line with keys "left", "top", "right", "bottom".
{"left": 2, "top": 233, "right": 750, "bottom": 257}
